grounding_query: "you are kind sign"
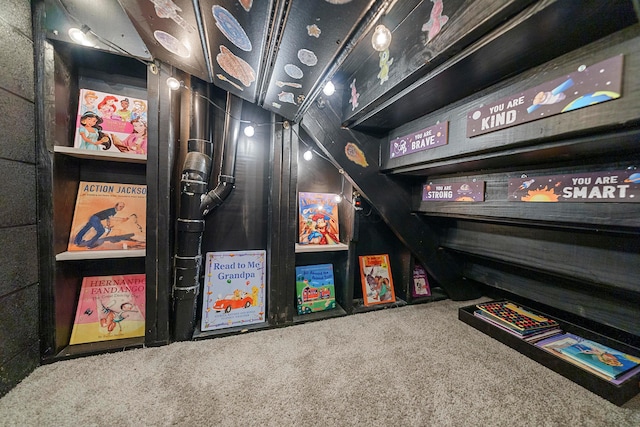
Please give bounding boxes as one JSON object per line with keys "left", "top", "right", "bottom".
{"left": 467, "top": 55, "right": 623, "bottom": 137}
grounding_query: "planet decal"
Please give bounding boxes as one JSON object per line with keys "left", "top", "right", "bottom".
{"left": 154, "top": 30, "right": 190, "bottom": 58}
{"left": 624, "top": 173, "right": 640, "bottom": 184}
{"left": 298, "top": 49, "right": 318, "bottom": 66}
{"left": 284, "top": 64, "right": 303, "bottom": 79}
{"left": 212, "top": 5, "right": 252, "bottom": 52}
{"left": 561, "top": 91, "right": 619, "bottom": 112}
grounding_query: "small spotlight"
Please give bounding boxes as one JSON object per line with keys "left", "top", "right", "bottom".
{"left": 166, "top": 77, "right": 181, "bottom": 91}
{"left": 371, "top": 24, "right": 392, "bottom": 51}
{"left": 244, "top": 125, "right": 255, "bottom": 137}
{"left": 334, "top": 194, "right": 343, "bottom": 203}
{"left": 68, "top": 26, "right": 94, "bottom": 47}
{"left": 303, "top": 150, "right": 313, "bottom": 161}
{"left": 323, "top": 81, "right": 335, "bottom": 96}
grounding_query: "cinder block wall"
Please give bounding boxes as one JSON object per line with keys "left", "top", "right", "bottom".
{"left": 0, "top": 0, "right": 39, "bottom": 396}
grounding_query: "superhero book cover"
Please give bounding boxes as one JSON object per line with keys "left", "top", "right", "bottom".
{"left": 69, "top": 274, "right": 146, "bottom": 345}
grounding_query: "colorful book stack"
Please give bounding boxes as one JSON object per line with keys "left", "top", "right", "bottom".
{"left": 536, "top": 333, "right": 640, "bottom": 384}
{"left": 474, "top": 301, "right": 561, "bottom": 343}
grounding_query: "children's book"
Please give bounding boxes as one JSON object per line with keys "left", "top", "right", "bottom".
{"left": 298, "top": 192, "right": 340, "bottom": 245}
{"left": 74, "top": 88, "right": 148, "bottom": 155}
{"left": 411, "top": 262, "right": 431, "bottom": 297}
{"left": 295, "top": 264, "right": 336, "bottom": 315}
{"left": 359, "top": 254, "right": 396, "bottom": 306}
{"left": 558, "top": 338, "right": 640, "bottom": 379}
{"left": 67, "top": 181, "right": 147, "bottom": 252}
{"left": 69, "top": 274, "right": 146, "bottom": 345}
{"left": 201, "top": 250, "right": 267, "bottom": 331}
{"left": 536, "top": 333, "right": 640, "bottom": 384}
{"left": 475, "top": 301, "right": 559, "bottom": 333}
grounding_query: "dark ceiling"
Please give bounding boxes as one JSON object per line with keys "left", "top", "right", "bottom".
{"left": 43, "top": 0, "right": 639, "bottom": 137}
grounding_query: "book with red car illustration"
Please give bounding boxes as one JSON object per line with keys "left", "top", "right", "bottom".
{"left": 295, "top": 263, "right": 336, "bottom": 315}
{"left": 69, "top": 274, "right": 146, "bottom": 345}
{"left": 298, "top": 192, "right": 340, "bottom": 245}
{"left": 74, "top": 88, "right": 148, "bottom": 155}
{"left": 201, "top": 250, "right": 267, "bottom": 331}
{"left": 359, "top": 254, "right": 396, "bottom": 306}
{"left": 67, "top": 181, "right": 146, "bottom": 252}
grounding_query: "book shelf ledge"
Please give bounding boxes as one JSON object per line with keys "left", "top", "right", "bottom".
{"left": 54, "top": 146, "right": 146, "bottom": 164}
{"left": 458, "top": 303, "right": 640, "bottom": 406}
{"left": 295, "top": 243, "right": 349, "bottom": 253}
{"left": 56, "top": 249, "right": 146, "bottom": 261}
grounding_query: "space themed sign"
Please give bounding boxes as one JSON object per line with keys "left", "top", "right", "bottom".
{"left": 422, "top": 181, "right": 485, "bottom": 202}
{"left": 467, "top": 55, "right": 623, "bottom": 137}
{"left": 508, "top": 170, "right": 640, "bottom": 203}
{"left": 389, "top": 122, "right": 449, "bottom": 159}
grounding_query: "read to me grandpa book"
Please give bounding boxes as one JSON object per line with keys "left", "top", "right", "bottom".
{"left": 295, "top": 264, "right": 336, "bottom": 315}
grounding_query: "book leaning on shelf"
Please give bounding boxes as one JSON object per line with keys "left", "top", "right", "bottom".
{"left": 74, "top": 88, "right": 148, "bottom": 155}
{"left": 70, "top": 274, "right": 146, "bottom": 345}
{"left": 67, "top": 181, "right": 146, "bottom": 252}
{"left": 359, "top": 254, "right": 396, "bottom": 306}
{"left": 298, "top": 192, "right": 340, "bottom": 245}
{"left": 536, "top": 333, "right": 640, "bottom": 384}
{"left": 295, "top": 264, "right": 337, "bottom": 315}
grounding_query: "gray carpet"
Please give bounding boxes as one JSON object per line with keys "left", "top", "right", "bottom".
{"left": 1, "top": 298, "right": 639, "bottom": 426}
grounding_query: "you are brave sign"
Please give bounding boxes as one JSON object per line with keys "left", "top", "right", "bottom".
{"left": 389, "top": 122, "right": 448, "bottom": 159}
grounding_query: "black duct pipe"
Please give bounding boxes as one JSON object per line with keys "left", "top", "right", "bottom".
{"left": 172, "top": 91, "right": 242, "bottom": 341}
{"left": 200, "top": 93, "right": 242, "bottom": 216}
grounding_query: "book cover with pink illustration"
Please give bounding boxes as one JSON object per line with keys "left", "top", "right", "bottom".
{"left": 74, "top": 88, "right": 148, "bottom": 155}
{"left": 69, "top": 274, "right": 146, "bottom": 345}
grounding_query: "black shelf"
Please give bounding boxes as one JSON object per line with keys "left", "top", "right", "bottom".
{"left": 293, "top": 302, "right": 348, "bottom": 324}
{"left": 459, "top": 302, "right": 640, "bottom": 406}
{"left": 352, "top": 297, "right": 408, "bottom": 315}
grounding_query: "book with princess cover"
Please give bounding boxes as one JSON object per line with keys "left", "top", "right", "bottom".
{"left": 67, "top": 181, "right": 146, "bottom": 252}
{"left": 298, "top": 192, "right": 340, "bottom": 245}
{"left": 359, "top": 254, "right": 396, "bottom": 306}
{"left": 74, "top": 88, "right": 148, "bottom": 155}
{"left": 295, "top": 264, "right": 336, "bottom": 315}
{"left": 69, "top": 274, "right": 146, "bottom": 345}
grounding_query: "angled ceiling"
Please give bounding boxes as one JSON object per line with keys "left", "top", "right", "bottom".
{"left": 42, "top": 0, "right": 640, "bottom": 136}
{"left": 44, "top": 0, "right": 384, "bottom": 122}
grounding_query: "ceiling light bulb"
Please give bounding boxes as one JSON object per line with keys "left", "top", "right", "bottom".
{"left": 303, "top": 150, "right": 313, "bottom": 161}
{"left": 166, "top": 77, "right": 181, "bottom": 91}
{"left": 323, "top": 81, "right": 335, "bottom": 96}
{"left": 68, "top": 26, "right": 94, "bottom": 47}
{"left": 244, "top": 125, "right": 255, "bottom": 137}
{"left": 372, "top": 25, "right": 392, "bottom": 51}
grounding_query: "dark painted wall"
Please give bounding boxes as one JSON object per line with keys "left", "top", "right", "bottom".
{"left": 0, "top": 0, "right": 39, "bottom": 396}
